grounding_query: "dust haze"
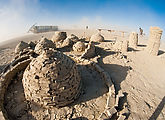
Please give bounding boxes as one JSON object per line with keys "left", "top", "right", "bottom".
{"left": 0, "top": 0, "right": 164, "bottom": 43}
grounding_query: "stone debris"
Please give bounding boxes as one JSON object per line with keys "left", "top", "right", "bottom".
{"left": 106, "top": 107, "right": 117, "bottom": 117}
{"left": 113, "top": 41, "right": 123, "bottom": 51}
{"left": 87, "top": 61, "right": 130, "bottom": 120}
{"left": 73, "top": 41, "right": 86, "bottom": 52}
{"left": 117, "top": 115, "right": 126, "bottom": 120}
{"left": 34, "top": 37, "right": 56, "bottom": 54}
{"left": 113, "top": 40, "right": 128, "bottom": 53}
{"left": 90, "top": 33, "right": 104, "bottom": 42}
{"left": 99, "top": 112, "right": 108, "bottom": 120}
{"left": 67, "top": 34, "right": 79, "bottom": 42}
{"left": 51, "top": 31, "right": 67, "bottom": 43}
{"left": 121, "top": 40, "right": 128, "bottom": 53}
{"left": 62, "top": 38, "right": 74, "bottom": 47}
{"left": 81, "top": 41, "right": 95, "bottom": 58}
{"left": 146, "top": 27, "right": 163, "bottom": 56}
{"left": 115, "top": 90, "right": 124, "bottom": 107}
{"left": 15, "top": 41, "right": 29, "bottom": 54}
{"left": 22, "top": 49, "right": 81, "bottom": 108}
{"left": 129, "top": 32, "right": 138, "bottom": 48}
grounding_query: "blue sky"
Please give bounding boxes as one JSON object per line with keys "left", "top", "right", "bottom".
{"left": 0, "top": 0, "right": 165, "bottom": 41}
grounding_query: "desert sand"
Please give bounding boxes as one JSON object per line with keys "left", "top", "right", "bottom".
{"left": 0, "top": 29, "right": 165, "bottom": 120}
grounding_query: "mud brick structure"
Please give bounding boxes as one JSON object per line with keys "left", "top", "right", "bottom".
{"left": 121, "top": 40, "right": 128, "bottom": 52}
{"left": 34, "top": 37, "right": 56, "bottom": 54}
{"left": 15, "top": 41, "right": 29, "bottom": 54}
{"left": 22, "top": 49, "right": 81, "bottom": 108}
{"left": 0, "top": 33, "right": 130, "bottom": 120}
{"left": 73, "top": 41, "right": 86, "bottom": 52}
{"left": 129, "top": 32, "right": 138, "bottom": 48}
{"left": 90, "top": 33, "right": 104, "bottom": 42}
{"left": 51, "top": 31, "right": 67, "bottom": 43}
{"left": 67, "top": 34, "right": 79, "bottom": 42}
{"left": 146, "top": 27, "right": 163, "bottom": 56}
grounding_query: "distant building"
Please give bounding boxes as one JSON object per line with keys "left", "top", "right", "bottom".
{"left": 28, "top": 25, "right": 58, "bottom": 33}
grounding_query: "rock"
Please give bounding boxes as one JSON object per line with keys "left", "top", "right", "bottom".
{"left": 15, "top": 41, "right": 29, "bottom": 53}
{"left": 73, "top": 41, "right": 86, "bottom": 52}
{"left": 90, "top": 33, "right": 104, "bottom": 42}
{"left": 22, "top": 49, "right": 81, "bottom": 108}
{"left": 34, "top": 37, "right": 56, "bottom": 54}
{"left": 52, "top": 31, "right": 67, "bottom": 42}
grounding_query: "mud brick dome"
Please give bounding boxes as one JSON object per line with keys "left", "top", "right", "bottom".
{"left": 73, "top": 41, "right": 86, "bottom": 52}
{"left": 22, "top": 49, "right": 81, "bottom": 108}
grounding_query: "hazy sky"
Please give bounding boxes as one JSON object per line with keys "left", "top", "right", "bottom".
{"left": 0, "top": 0, "right": 165, "bottom": 42}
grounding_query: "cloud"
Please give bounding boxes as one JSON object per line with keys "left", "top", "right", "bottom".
{"left": 72, "top": 16, "right": 105, "bottom": 29}
{"left": 0, "top": 0, "right": 164, "bottom": 42}
{"left": 0, "top": 0, "right": 39, "bottom": 43}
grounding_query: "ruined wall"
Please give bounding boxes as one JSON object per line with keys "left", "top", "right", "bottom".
{"left": 121, "top": 40, "right": 128, "bottom": 53}
{"left": 146, "top": 27, "right": 163, "bottom": 56}
{"left": 129, "top": 32, "right": 138, "bottom": 48}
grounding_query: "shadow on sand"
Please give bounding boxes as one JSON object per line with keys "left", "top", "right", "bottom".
{"left": 128, "top": 47, "right": 139, "bottom": 52}
{"left": 96, "top": 47, "right": 130, "bottom": 93}
{"left": 158, "top": 50, "right": 165, "bottom": 56}
{"left": 149, "top": 96, "right": 165, "bottom": 120}
{"left": 137, "top": 44, "right": 147, "bottom": 47}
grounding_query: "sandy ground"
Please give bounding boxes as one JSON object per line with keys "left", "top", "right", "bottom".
{"left": 0, "top": 29, "right": 165, "bottom": 120}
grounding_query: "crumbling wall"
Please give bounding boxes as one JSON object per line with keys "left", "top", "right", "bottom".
{"left": 121, "top": 40, "right": 128, "bottom": 53}
{"left": 146, "top": 27, "right": 163, "bottom": 56}
{"left": 129, "top": 32, "right": 138, "bottom": 48}
{"left": 0, "top": 55, "right": 32, "bottom": 120}
{"left": 113, "top": 40, "right": 128, "bottom": 53}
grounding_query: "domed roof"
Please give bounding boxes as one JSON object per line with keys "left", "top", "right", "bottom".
{"left": 15, "top": 41, "right": 29, "bottom": 53}
{"left": 73, "top": 41, "right": 86, "bottom": 52}
{"left": 90, "top": 33, "right": 104, "bottom": 42}
{"left": 22, "top": 49, "right": 81, "bottom": 107}
{"left": 52, "top": 31, "right": 67, "bottom": 42}
{"left": 34, "top": 37, "right": 56, "bottom": 54}
{"left": 67, "top": 34, "right": 79, "bottom": 42}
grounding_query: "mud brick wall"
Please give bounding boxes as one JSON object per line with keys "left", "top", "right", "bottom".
{"left": 129, "top": 32, "right": 138, "bottom": 48}
{"left": 146, "top": 27, "right": 163, "bottom": 56}
{"left": 22, "top": 50, "right": 81, "bottom": 108}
